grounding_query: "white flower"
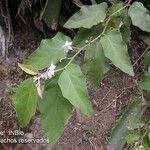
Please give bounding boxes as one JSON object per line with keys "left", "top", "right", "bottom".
{"left": 139, "top": 145, "right": 143, "bottom": 150}
{"left": 47, "top": 62, "right": 56, "bottom": 79}
{"left": 62, "top": 40, "right": 73, "bottom": 53}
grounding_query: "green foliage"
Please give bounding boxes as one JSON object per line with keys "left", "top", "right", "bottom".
{"left": 120, "top": 13, "right": 131, "bottom": 43}
{"left": 108, "top": 2, "right": 124, "bottom": 29}
{"left": 144, "top": 51, "right": 150, "bottom": 67}
{"left": 26, "top": 32, "right": 71, "bottom": 70}
{"left": 13, "top": 78, "right": 37, "bottom": 128}
{"left": 18, "top": 63, "right": 39, "bottom": 75}
{"left": 84, "top": 41, "right": 109, "bottom": 86}
{"left": 38, "top": 77, "right": 73, "bottom": 144}
{"left": 108, "top": 2, "right": 123, "bottom": 15}
{"left": 107, "top": 98, "right": 146, "bottom": 150}
{"left": 41, "top": 0, "right": 62, "bottom": 30}
{"left": 64, "top": 2, "right": 108, "bottom": 29}
{"left": 108, "top": 2, "right": 131, "bottom": 43}
{"left": 100, "top": 29, "right": 134, "bottom": 76}
{"left": 128, "top": 119, "right": 145, "bottom": 129}
{"left": 128, "top": 2, "right": 150, "bottom": 32}
{"left": 73, "top": 25, "right": 103, "bottom": 47}
{"left": 124, "top": 118, "right": 150, "bottom": 149}
{"left": 140, "top": 67, "right": 150, "bottom": 91}
{"left": 58, "top": 63, "right": 93, "bottom": 116}
{"left": 148, "top": 133, "right": 150, "bottom": 141}
{"left": 13, "top": 0, "right": 150, "bottom": 146}
{"left": 126, "top": 132, "right": 140, "bottom": 144}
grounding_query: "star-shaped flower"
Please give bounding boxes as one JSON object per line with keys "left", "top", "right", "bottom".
{"left": 47, "top": 62, "right": 56, "bottom": 79}
{"left": 62, "top": 40, "right": 73, "bottom": 53}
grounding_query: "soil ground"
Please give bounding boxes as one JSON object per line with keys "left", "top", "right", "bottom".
{"left": 0, "top": 25, "right": 143, "bottom": 150}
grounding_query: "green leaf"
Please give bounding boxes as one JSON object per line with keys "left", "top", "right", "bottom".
{"left": 100, "top": 29, "right": 134, "bottom": 76}
{"left": 18, "top": 63, "right": 39, "bottom": 75}
{"left": 139, "top": 34, "right": 150, "bottom": 45}
{"left": 107, "top": 97, "right": 146, "bottom": 150}
{"left": 127, "top": 119, "right": 145, "bottom": 129}
{"left": 128, "top": 2, "right": 150, "bottom": 32}
{"left": 144, "top": 51, "right": 150, "bottom": 67}
{"left": 142, "top": 136, "right": 150, "bottom": 150}
{"left": 140, "top": 69, "right": 150, "bottom": 91}
{"left": 126, "top": 132, "right": 140, "bottom": 144}
{"left": 13, "top": 78, "right": 37, "bottom": 128}
{"left": 120, "top": 13, "right": 131, "bottom": 43}
{"left": 108, "top": 3, "right": 131, "bottom": 43}
{"left": 38, "top": 77, "right": 72, "bottom": 144}
{"left": 148, "top": 132, "right": 150, "bottom": 141}
{"left": 58, "top": 63, "right": 93, "bottom": 116}
{"left": 148, "top": 67, "right": 150, "bottom": 74}
{"left": 108, "top": 17, "right": 122, "bottom": 29}
{"left": 73, "top": 25, "right": 103, "bottom": 47}
{"left": 41, "top": 0, "right": 62, "bottom": 30}
{"left": 108, "top": 2, "right": 124, "bottom": 29}
{"left": 64, "top": 2, "right": 108, "bottom": 29}
{"left": 108, "top": 2, "right": 124, "bottom": 16}
{"left": 84, "top": 41, "right": 109, "bottom": 86}
{"left": 143, "top": 144, "right": 150, "bottom": 150}
{"left": 26, "top": 32, "right": 71, "bottom": 70}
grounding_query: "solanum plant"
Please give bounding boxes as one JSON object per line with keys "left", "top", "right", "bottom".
{"left": 13, "top": 1, "right": 150, "bottom": 148}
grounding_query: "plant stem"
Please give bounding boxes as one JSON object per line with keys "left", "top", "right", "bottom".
{"left": 133, "top": 46, "right": 150, "bottom": 66}
{"left": 55, "top": 0, "right": 132, "bottom": 73}
{"left": 109, "top": 0, "right": 132, "bottom": 18}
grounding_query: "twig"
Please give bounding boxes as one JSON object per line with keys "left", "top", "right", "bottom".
{"left": 98, "top": 87, "right": 112, "bottom": 106}
{"left": 27, "top": 0, "right": 32, "bottom": 9}
{"left": 40, "top": 0, "right": 48, "bottom": 20}
{"left": 133, "top": 46, "right": 150, "bottom": 66}
{"left": 109, "top": 0, "right": 132, "bottom": 18}
{"left": 73, "top": 0, "right": 83, "bottom": 7}
{"left": 54, "top": 17, "right": 110, "bottom": 73}
{"left": 54, "top": 0, "right": 132, "bottom": 73}
{"left": 97, "top": 85, "right": 136, "bottom": 115}
{"left": 19, "top": 14, "right": 27, "bottom": 24}
{"left": 102, "top": 88, "right": 112, "bottom": 101}
{"left": 15, "top": 0, "right": 25, "bottom": 17}
{"left": 88, "top": 139, "right": 98, "bottom": 150}
{"left": 98, "top": 99, "right": 116, "bottom": 115}
{"left": 5, "top": 0, "right": 12, "bottom": 46}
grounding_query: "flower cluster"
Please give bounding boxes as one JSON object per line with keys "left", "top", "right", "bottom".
{"left": 47, "top": 62, "right": 56, "bottom": 79}
{"left": 34, "top": 62, "right": 56, "bottom": 98}
{"left": 34, "top": 62, "right": 56, "bottom": 82}
{"left": 34, "top": 40, "right": 72, "bottom": 98}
